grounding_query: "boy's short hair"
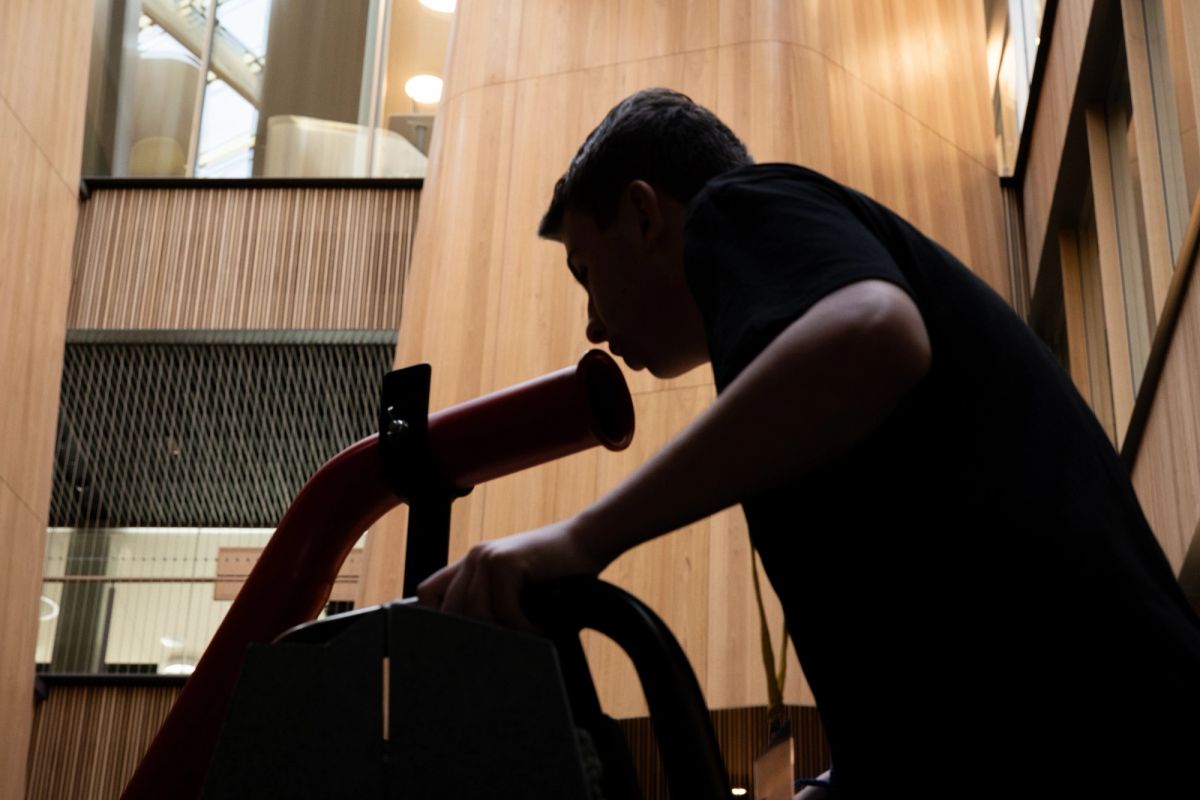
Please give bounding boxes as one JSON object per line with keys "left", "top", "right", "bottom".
{"left": 538, "top": 88, "right": 753, "bottom": 240}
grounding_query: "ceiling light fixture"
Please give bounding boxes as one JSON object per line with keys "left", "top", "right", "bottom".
{"left": 404, "top": 74, "right": 444, "bottom": 105}
{"left": 418, "top": 0, "right": 456, "bottom": 13}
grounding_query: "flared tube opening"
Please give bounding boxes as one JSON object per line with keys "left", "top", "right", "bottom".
{"left": 578, "top": 349, "right": 635, "bottom": 450}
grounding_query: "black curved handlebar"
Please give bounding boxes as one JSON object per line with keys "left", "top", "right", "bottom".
{"left": 524, "top": 577, "right": 732, "bottom": 800}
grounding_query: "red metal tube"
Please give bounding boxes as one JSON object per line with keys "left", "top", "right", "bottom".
{"left": 430, "top": 348, "right": 634, "bottom": 489}
{"left": 122, "top": 351, "right": 633, "bottom": 798}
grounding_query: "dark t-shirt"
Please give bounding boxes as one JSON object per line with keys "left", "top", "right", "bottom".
{"left": 683, "top": 164, "right": 1200, "bottom": 796}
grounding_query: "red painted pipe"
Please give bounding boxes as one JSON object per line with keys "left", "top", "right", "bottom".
{"left": 122, "top": 350, "right": 633, "bottom": 799}
{"left": 429, "top": 348, "right": 634, "bottom": 488}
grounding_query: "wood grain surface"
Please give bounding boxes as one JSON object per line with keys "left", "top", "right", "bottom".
{"left": 0, "top": 0, "right": 90, "bottom": 794}
{"left": 68, "top": 186, "right": 420, "bottom": 329}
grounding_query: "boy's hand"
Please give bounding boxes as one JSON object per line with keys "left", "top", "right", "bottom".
{"left": 416, "top": 517, "right": 611, "bottom": 630}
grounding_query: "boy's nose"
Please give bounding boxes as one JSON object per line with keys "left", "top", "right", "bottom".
{"left": 586, "top": 315, "right": 607, "bottom": 344}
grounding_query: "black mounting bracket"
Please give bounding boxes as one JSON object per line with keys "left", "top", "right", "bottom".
{"left": 378, "top": 364, "right": 473, "bottom": 598}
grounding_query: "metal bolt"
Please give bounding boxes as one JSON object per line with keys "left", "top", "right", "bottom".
{"left": 385, "top": 416, "right": 409, "bottom": 441}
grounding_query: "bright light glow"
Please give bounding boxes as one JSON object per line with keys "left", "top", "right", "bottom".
{"left": 40, "top": 596, "right": 60, "bottom": 622}
{"left": 160, "top": 636, "right": 185, "bottom": 648}
{"left": 161, "top": 662, "right": 196, "bottom": 676}
{"left": 731, "top": 790, "right": 748, "bottom": 797}
{"left": 404, "top": 74, "right": 444, "bottom": 105}
{"left": 419, "top": 0, "right": 456, "bottom": 12}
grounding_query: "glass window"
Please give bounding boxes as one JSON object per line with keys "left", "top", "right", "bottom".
{"left": 985, "top": 0, "right": 1047, "bottom": 175}
{"left": 192, "top": 0, "right": 270, "bottom": 177}
{"left": 38, "top": 527, "right": 362, "bottom": 674}
{"left": 994, "top": 28, "right": 1021, "bottom": 174}
{"left": 80, "top": 0, "right": 453, "bottom": 179}
{"left": 196, "top": 75, "right": 259, "bottom": 177}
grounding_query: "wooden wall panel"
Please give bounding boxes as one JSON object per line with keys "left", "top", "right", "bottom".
{"left": 585, "top": 388, "right": 716, "bottom": 717}
{"left": 1132, "top": 243, "right": 1200, "bottom": 575}
{"left": 0, "top": 0, "right": 91, "bottom": 184}
{"left": 68, "top": 187, "right": 420, "bottom": 329}
{"left": 1021, "top": 0, "right": 1200, "bottom": 583}
{"left": 362, "top": 0, "right": 1005, "bottom": 716}
{"left": 1022, "top": 0, "right": 1095, "bottom": 289}
{"left": 0, "top": 486, "right": 46, "bottom": 794}
{"left": 820, "top": 50, "right": 1006, "bottom": 291}
{"left": 24, "top": 683, "right": 829, "bottom": 800}
{"left": 619, "top": 705, "right": 831, "bottom": 798}
{"left": 1085, "top": 107, "right": 1138, "bottom": 442}
{"left": 705, "top": 499, "right": 813, "bottom": 711}
{"left": 1121, "top": 0, "right": 1178, "bottom": 316}
{"left": 447, "top": 1, "right": 995, "bottom": 172}
{"left": 0, "top": 112, "right": 77, "bottom": 518}
{"left": 0, "top": 0, "right": 90, "bottom": 795}
{"left": 809, "top": 0, "right": 995, "bottom": 169}
{"left": 26, "top": 684, "right": 182, "bottom": 800}
{"left": 1059, "top": 232, "right": 1092, "bottom": 403}
{"left": 1163, "top": 0, "right": 1200, "bottom": 206}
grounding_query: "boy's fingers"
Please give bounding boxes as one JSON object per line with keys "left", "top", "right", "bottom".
{"left": 415, "top": 543, "right": 539, "bottom": 631}
{"left": 439, "top": 557, "right": 475, "bottom": 615}
{"left": 416, "top": 562, "right": 456, "bottom": 607}
{"left": 491, "top": 566, "right": 535, "bottom": 632}
{"left": 462, "top": 565, "right": 494, "bottom": 622}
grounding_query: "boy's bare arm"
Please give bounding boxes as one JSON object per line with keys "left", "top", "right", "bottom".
{"left": 418, "top": 279, "right": 931, "bottom": 626}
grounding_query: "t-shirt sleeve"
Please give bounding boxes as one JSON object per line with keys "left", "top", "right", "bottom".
{"left": 683, "top": 175, "right": 915, "bottom": 390}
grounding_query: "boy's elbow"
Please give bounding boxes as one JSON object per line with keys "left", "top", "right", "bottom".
{"left": 860, "top": 282, "right": 931, "bottom": 391}
{"left": 799, "top": 280, "right": 931, "bottom": 402}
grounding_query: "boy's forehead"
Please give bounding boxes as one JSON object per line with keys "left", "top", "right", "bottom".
{"left": 560, "top": 209, "right": 582, "bottom": 243}
{"left": 560, "top": 209, "right": 606, "bottom": 256}
{"left": 559, "top": 211, "right": 589, "bottom": 265}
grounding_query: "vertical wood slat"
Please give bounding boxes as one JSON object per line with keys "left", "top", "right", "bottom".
{"left": 1130, "top": 195, "right": 1200, "bottom": 574}
{"left": 1169, "top": 0, "right": 1200, "bottom": 203}
{"left": 1076, "top": 203, "right": 1119, "bottom": 440}
{"left": 68, "top": 186, "right": 421, "bottom": 330}
{"left": 1121, "top": 0, "right": 1183, "bottom": 313}
{"left": 1059, "top": 229, "right": 1093, "bottom": 397}
{"left": 1021, "top": 0, "right": 1097, "bottom": 289}
{"left": 26, "top": 685, "right": 182, "bottom": 800}
{"left": 25, "top": 684, "right": 822, "bottom": 800}
{"left": 616, "top": 705, "right": 831, "bottom": 799}
{"left": 1085, "top": 105, "right": 1138, "bottom": 441}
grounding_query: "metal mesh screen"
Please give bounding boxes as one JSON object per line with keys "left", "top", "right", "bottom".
{"left": 51, "top": 333, "right": 395, "bottom": 528}
{"left": 39, "top": 332, "right": 395, "bottom": 674}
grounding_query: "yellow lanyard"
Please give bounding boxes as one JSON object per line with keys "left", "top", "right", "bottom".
{"left": 750, "top": 540, "right": 790, "bottom": 722}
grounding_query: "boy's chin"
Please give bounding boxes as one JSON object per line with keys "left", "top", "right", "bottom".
{"left": 643, "top": 358, "right": 703, "bottom": 380}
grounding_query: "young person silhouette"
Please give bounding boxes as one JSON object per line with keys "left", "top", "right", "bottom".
{"left": 419, "top": 88, "right": 1200, "bottom": 798}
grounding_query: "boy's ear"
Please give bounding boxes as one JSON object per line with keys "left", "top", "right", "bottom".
{"left": 625, "top": 180, "right": 663, "bottom": 241}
